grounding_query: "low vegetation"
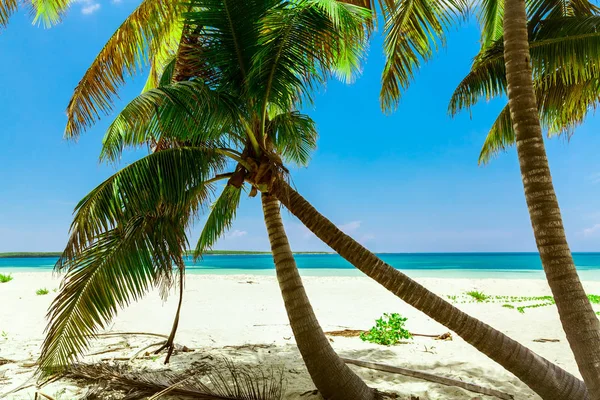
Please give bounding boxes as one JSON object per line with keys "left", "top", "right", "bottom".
{"left": 0, "top": 273, "right": 13, "bottom": 283}
{"left": 36, "top": 288, "right": 50, "bottom": 295}
{"left": 465, "top": 291, "right": 489, "bottom": 302}
{"left": 360, "top": 313, "right": 412, "bottom": 346}
{"left": 448, "top": 293, "right": 600, "bottom": 316}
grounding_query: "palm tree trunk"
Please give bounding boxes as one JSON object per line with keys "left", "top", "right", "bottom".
{"left": 270, "top": 179, "right": 588, "bottom": 400}
{"left": 154, "top": 261, "right": 184, "bottom": 364}
{"left": 503, "top": 0, "right": 600, "bottom": 396}
{"left": 261, "top": 193, "right": 377, "bottom": 400}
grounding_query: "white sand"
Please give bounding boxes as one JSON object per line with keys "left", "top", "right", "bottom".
{"left": 1, "top": 272, "right": 599, "bottom": 399}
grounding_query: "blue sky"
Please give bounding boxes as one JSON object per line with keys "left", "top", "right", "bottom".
{"left": 1, "top": 2, "right": 599, "bottom": 253}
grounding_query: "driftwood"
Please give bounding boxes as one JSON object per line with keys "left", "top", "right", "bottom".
{"left": 87, "top": 347, "right": 129, "bottom": 356}
{"left": 95, "top": 331, "right": 169, "bottom": 340}
{"left": 533, "top": 338, "right": 560, "bottom": 343}
{"left": 324, "top": 329, "right": 452, "bottom": 340}
{"left": 341, "top": 358, "right": 514, "bottom": 400}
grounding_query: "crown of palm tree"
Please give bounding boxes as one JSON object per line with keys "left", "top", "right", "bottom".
{"left": 40, "top": 0, "right": 371, "bottom": 372}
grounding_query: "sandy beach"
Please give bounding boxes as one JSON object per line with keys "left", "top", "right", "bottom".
{"left": 1, "top": 272, "right": 599, "bottom": 399}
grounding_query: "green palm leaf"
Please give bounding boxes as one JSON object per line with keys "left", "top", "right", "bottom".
{"left": 59, "top": 148, "right": 227, "bottom": 267}
{"left": 253, "top": 0, "right": 370, "bottom": 123}
{"left": 194, "top": 185, "right": 242, "bottom": 258}
{"left": 65, "top": 0, "right": 183, "bottom": 138}
{"left": 268, "top": 112, "right": 318, "bottom": 166}
{"left": 478, "top": 77, "right": 600, "bottom": 163}
{"left": 101, "top": 80, "right": 243, "bottom": 162}
{"left": 380, "top": 0, "right": 467, "bottom": 110}
{"left": 450, "top": 16, "right": 600, "bottom": 115}
{"left": 40, "top": 212, "right": 187, "bottom": 372}
{"left": 478, "top": 0, "right": 504, "bottom": 48}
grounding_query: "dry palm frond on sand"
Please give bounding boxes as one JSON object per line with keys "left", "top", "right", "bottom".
{"left": 64, "top": 359, "right": 286, "bottom": 400}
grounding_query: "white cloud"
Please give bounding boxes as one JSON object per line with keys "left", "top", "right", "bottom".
{"left": 359, "top": 233, "right": 376, "bottom": 243}
{"left": 225, "top": 230, "right": 248, "bottom": 239}
{"left": 583, "top": 224, "right": 600, "bottom": 237}
{"left": 81, "top": 3, "right": 100, "bottom": 14}
{"left": 588, "top": 173, "right": 600, "bottom": 184}
{"left": 338, "top": 220, "right": 361, "bottom": 234}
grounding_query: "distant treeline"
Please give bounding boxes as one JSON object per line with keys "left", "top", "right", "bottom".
{"left": 0, "top": 250, "right": 331, "bottom": 258}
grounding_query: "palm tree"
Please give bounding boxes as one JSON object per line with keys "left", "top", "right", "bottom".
{"left": 262, "top": 193, "right": 375, "bottom": 399}
{"left": 41, "top": 1, "right": 379, "bottom": 398}
{"left": 501, "top": 2, "right": 600, "bottom": 395}
{"left": 52, "top": 0, "right": 590, "bottom": 397}
{"left": 344, "top": 0, "right": 600, "bottom": 396}
{"left": 447, "top": 6, "right": 600, "bottom": 395}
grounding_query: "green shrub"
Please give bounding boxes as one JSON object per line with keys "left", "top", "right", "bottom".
{"left": 588, "top": 295, "right": 600, "bottom": 304}
{"left": 36, "top": 288, "right": 50, "bottom": 296}
{"left": 0, "top": 273, "right": 13, "bottom": 283}
{"left": 360, "top": 313, "right": 412, "bottom": 345}
{"left": 466, "top": 290, "right": 489, "bottom": 302}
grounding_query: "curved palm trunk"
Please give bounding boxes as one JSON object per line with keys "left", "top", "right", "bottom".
{"left": 154, "top": 262, "right": 185, "bottom": 364}
{"left": 270, "top": 179, "right": 588, "bottom": 400}
{"left": 261, "top": 193, "right": 377, "bottom": 400}
{"left": 503, "top": 0, "right": 600, "bottom": 396}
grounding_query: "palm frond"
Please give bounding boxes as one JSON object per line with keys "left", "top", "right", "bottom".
{"left": 380, "top": 0, "right": 467, "bottom": 111}
{"left": 449, "top": 16, "right": 600, "bottom": 115}
{"left": 40, "top": 213, "right": 188, "bottom": 372}
{"left": 478, "top": 76, "right": 600, "bottom": 163}
{"left": 65, "top": 0, "right": 183, "bottom": 138}
{"left": 141, "top": 20, "right": 184, "bottom": 93}
{"left": 101, "top": 80, "right": 242, "bottom": 162}
{"left": 65, "top": 360, "right": 286, "bottom": 399}
{"left": 253, "top": 0, "right": 370, "bottom": 120}
{"left": 58, "top": 148, "right": 226, "bottom": 268}
{"left": 194, "top": 185, "right": 242, "bottom": 258}
{"left": 478, "top": 0, "right": 504, "bottom": 48}
{"left": 0, "top": 0, "right": 18, "bottom": 28}
{"left": 182, "top": 0, "right": 276, "bottom": 94}
{"left": 478, "top": 105, "right": 513, "bottom": 164}
{"left": 528, "top": 0, "right": 598, "bottom": 26}
{"left": 268, "top": 112, "right": 318, "bottom": 166}
{"left": 28, "top": 0, "right": 71, "bottom": 27}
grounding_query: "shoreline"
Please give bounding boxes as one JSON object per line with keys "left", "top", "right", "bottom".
{"left": 2, "top": 267, "right": 600, "bottom": 281}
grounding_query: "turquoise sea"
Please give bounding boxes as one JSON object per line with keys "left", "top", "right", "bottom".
{"left": 2, "top": 253, "right": 600, "bottom": 280}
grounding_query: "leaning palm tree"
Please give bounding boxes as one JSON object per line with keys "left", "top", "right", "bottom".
{"left": 53, "top": 0, "right": 590, "bottom": 397}
{"left": 42, "top": 1, "right": 379, "bottom": 398}
{"left": 447, "top": 8, "right": 600, "bottom": 395}
{"left": 343, "top": 0, "right": 600, "bottom": 396}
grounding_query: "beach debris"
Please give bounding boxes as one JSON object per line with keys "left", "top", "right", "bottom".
{"left": 0, "top": 357, "right": 14, "bottom": 366}
{"left": 341, "top": 358, "right": 514, "bottom": 400}
{"left": 63, "top": 359, "right": 286, "bottom": 400}
{"left": 34, "top": 391, "right": 55, "bottom": 400}
{"left": 533, "top": 338, "right": 560, "bottom": 343}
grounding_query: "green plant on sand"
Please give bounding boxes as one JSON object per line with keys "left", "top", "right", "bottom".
{"left": 360, "top": 313, "right": 412, "bottom": 346}
{"left": 466, "top": 291, "right": 489, "bottom": 302}
{"left": 36, "top": 288, "right": 50, "bottom": 296}
{"left": 0, "top": 273, "right": 13, "bottom": 283}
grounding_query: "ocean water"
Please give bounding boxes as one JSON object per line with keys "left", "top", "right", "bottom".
{"left": 2, "top": 253, "right": 600, "bottom": 280}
